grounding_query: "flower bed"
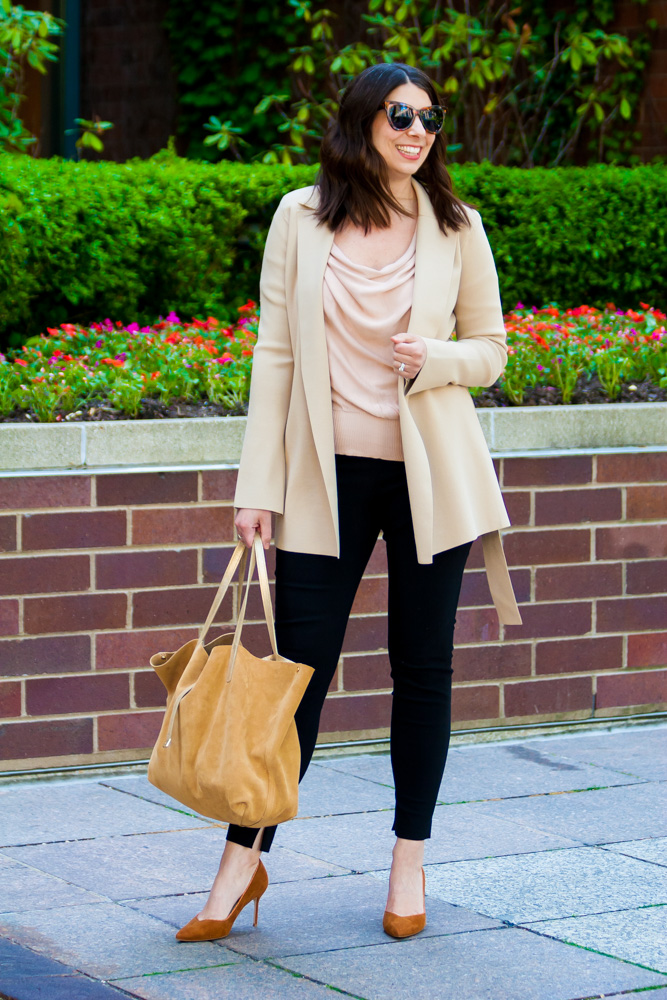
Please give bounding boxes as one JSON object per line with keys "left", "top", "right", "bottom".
{"left": 0, "top": 303, "right": 665, "bottom": 422}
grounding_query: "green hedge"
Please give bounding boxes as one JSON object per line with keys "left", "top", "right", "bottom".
{"left": 1, "top": 154, "right": 665, "bottom": 348}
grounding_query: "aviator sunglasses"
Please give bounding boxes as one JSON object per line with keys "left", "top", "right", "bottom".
{"left": 381, "top": 100, "right": 446, "bottom": 134}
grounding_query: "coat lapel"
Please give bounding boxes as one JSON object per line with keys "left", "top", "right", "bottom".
{"left": 399, "top": 181, "right": 459, "bottom": 561}
{"left": 296, "top": 197, "right": 338, "bottom": 528}
{"left": 407, "top": 180, "right": 458, "bottom": 341}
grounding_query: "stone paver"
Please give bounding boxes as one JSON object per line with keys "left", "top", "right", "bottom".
{"left": 404, "top": 846, "right": 667, "bottom": 922}
{"left": 279, "top": 926, "right": 667, "bottom": 1000}
{"left": 602, "top": 836, "right": 667, "bottom": 867}
{"left": 2, "top": 829, "right": 349, "bottom": 901}
{"left": 523, "top": 726, "right": 667, "bottom": 782}
{"left": 128, "top": 872, "right": 500, "bottom": 959}
{"left": 0, "top": 935, "right": 125, "bottom": 997}
{"left": 0, "top": 853, "right": 105, "bottom": 913}
{"left": 276, "top": 798, "right": 580, "bottom": 872}
{"left": 522, "top": 903, "right": 667, "bottom": 973}
{"left": 467, "top": 780, "right": 667, "bottom": 844}
{"left": 100, "top": 775, "right": 215, "bottom": 821}
{"left": 0, "top": 902, "right": 233, "bottom": 979}
{"left": 319, "top": 742, "right": 645, "bottom": 802}
{"left": 0, "top": 781, "right": 210, "bottom": 847}
{"left": 0, "top": 722, "right": 665, "bottom": 1000}
{"left": 112, "top": 959, "right": 347, "bottom": 1000}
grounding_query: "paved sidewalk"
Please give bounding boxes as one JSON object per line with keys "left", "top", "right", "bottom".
{"left": 0, "top": 723, "right": 666, "bottom": 1000}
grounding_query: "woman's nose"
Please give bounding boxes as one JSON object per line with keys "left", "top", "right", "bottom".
{"left": 406, "top": 116, "right": 426, "bottom": 138}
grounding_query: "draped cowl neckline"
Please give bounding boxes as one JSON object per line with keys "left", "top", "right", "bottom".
{"left": 322, "top": 230, "right": 417, "bottom": 462}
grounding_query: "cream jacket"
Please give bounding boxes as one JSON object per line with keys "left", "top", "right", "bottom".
{"left": 234, "top": 180, "right": 522, "bottom": 625}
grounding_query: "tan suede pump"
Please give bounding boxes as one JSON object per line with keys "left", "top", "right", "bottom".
{"left": 176, "top": 859, "right": 269, "bottom": 942}
{"left": 382, "top": 866, "right": 426, "bottom": 939}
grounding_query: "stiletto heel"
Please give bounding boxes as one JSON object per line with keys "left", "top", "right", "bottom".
{"left": 176, "top": 859, "right": 268, "bottom": 941}
{"left": 383, "top": 866, "right": 426, "bottom": 939}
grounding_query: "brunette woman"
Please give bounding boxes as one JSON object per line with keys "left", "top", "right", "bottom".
{"left": 176, "top": 61, "right": 521, "bottom": 944}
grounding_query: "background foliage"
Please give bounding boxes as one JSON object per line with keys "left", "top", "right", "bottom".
{"left": 164, "top": 0, "right": 657, "bottom": 167}
{"left": 163, "top": 0, "right": 303, "bottom": 161}
{"left": 1, "top": 155, "right": 665, "bottom": 348}
{"left": 0, "top": 0, "right": 63, "bottom": 153}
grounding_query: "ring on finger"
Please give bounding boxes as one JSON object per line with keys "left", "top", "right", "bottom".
{"left": 398, "top": 362, "right": 406, "bottom": 373}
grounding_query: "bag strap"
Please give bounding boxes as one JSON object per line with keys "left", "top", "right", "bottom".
{"left": 227, "top": 533, "right": 278, "bottom": 682}
{"left": 197, "top": 539, "right": 247, "bottom": 646}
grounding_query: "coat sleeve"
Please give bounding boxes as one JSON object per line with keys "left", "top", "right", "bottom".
{"left": 234, "top": 199, "right": 294, "bottom": 514}
{"left": 405, "top": 210, "right": 508, "bottom": 395}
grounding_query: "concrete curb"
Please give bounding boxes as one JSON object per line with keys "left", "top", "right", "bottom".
{"left": 1, "top": 403, "right": 665, "bottom": 472}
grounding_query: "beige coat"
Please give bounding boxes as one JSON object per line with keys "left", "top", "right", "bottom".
{"left": 234, "top": 180, "right": 522, "bottom": 625}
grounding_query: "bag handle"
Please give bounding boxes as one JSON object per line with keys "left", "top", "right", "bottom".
{"left": 227, "top": 533, "right": 278, "bottom": 682}
{"left": 162, "top": 535, "right": 277, "bottom": 747}
{"left": 197, "top": 539, "right": 247, "bottom": 646}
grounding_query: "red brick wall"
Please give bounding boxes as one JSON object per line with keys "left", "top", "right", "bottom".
{"left": 1, "top": 452, "right": 666, "bottom": 771}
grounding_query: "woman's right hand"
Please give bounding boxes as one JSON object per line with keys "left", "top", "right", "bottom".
{"left": 234, "top": 508, "right": 273, "bottom": 549}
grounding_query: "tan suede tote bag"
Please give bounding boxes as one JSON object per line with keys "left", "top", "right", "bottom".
{"left": 147, "top": 534, "right": 314, "bottom": 827}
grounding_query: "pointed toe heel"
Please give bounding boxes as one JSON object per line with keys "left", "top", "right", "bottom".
{"left": 176, "top": 859, "right": 268, "bottom": 942}
{"left": 382, "top": 866, "right": 427, "bottom": 939}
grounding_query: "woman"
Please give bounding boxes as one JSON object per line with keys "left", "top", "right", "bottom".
{"left": 176, "top": 62, "right": 521, "bottom": 944}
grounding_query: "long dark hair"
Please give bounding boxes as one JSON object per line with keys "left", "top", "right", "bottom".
{"left": 314, "top": 63, "right": 472, "bottom": 235}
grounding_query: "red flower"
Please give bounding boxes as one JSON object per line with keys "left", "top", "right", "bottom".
{"left": 14, "top": 358, "right": 28, "bottom": 367}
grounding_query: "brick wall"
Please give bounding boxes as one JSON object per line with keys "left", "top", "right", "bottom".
{"left": 80, "top": 0, "right": 179, "bottom": 162}
{"left": 1, "top": 451, "right": 666, "bottom": 771}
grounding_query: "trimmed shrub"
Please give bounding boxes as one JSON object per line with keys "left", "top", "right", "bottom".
{"left": 0, "top": 155, "right": 665, "bottom": 348}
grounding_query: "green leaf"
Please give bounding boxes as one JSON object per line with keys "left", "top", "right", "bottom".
{"left": 620, "top": 97, "right": 631, "bottom": 120}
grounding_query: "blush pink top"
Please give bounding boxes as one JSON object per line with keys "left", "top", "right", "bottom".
{"left": 322, "top": 230, "right": 416, "bottom": 462}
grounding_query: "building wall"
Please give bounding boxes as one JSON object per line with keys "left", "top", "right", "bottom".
{"left": 612, "top": 0, "right": 667, "bottom": 162}
{"left": 79, "top": 0, "right": 178, "bottom": 161}
{"left": 1, "top": 450, "right": 665, "bottom": 772}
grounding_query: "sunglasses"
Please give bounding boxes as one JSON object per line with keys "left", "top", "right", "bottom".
{"left": 380, "top": 101, "right": 446, "bottom": 134}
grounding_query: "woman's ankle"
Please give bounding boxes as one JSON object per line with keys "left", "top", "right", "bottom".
{"left": 220, "top": 840, "right": 261, "bottom": 873}
{"left": 391, "top": 837, "right": 424, "bottom": 868}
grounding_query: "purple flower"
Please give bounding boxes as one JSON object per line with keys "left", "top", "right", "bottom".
{"left": 95, "top": 339, "right": 103, "bottom": 348}
{"left": 166, "top": 311, "right": 180, "bottom": 324}
{"left": 537, "top": 364, "right": 544, "bottom": 371}
{"left": 114, "top": 353, "right": 127, "bottom": 362}
{"left": 126, "top": 322, "right": 139, "bottom": 334}
{"left": 140, "top": 326, "right": 150, "bottom": 333}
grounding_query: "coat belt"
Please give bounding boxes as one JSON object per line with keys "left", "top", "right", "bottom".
{"left": 482, "top": 530, "right": 523, "bottom": 625}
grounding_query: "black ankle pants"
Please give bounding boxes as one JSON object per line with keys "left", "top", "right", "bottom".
{"left": 227, "top": 454, "right": 471, "bottom": 853}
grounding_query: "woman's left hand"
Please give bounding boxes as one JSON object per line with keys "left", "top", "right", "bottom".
{"left": 391, "top": 332, "right": 427, "bottom": 380}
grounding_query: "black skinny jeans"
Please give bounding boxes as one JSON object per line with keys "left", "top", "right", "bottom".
{"left": 227, "top": 454, "right": 471, "bottom": 853}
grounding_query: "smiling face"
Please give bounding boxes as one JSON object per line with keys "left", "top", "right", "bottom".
{"left": 370, "top": 82, "right": 437, "bottom": 186}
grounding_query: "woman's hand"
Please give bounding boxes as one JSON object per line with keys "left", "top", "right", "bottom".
{"left": 235, "top": 508, "right": 273, "bottom": 549}
{"left": 391, "top": 333, "right": 427, "bottom": 381}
